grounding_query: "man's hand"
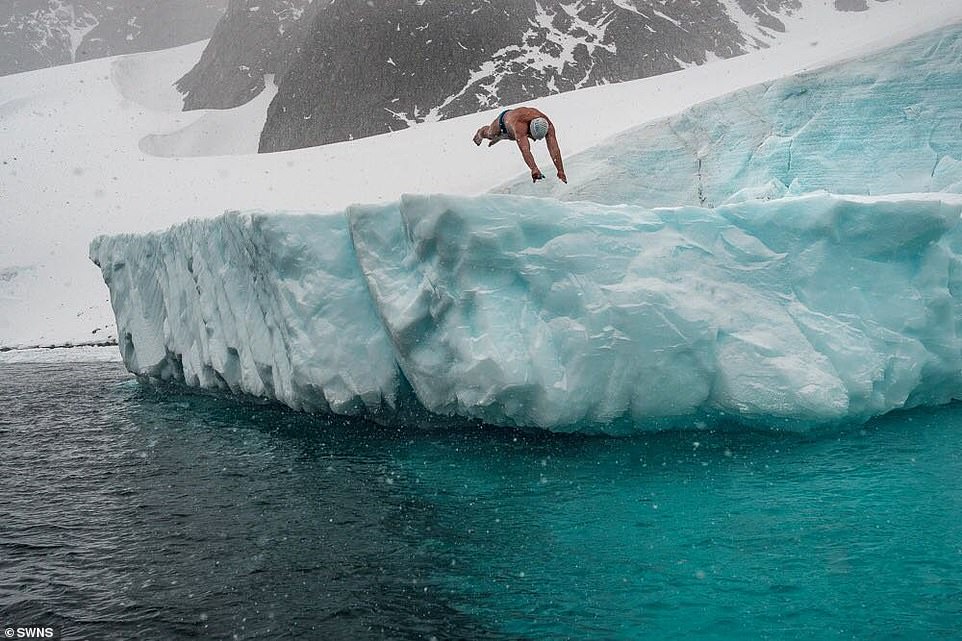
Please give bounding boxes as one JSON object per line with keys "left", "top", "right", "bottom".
{"left": 531, "top": 170, "right": 544, "bottom": 182}
{"left": 557, "top": 170, "right": 567, "bottom": 184}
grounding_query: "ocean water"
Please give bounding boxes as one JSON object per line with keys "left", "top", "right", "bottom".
{"left": 1, "top": 361, "right": 961, "bottom": 640}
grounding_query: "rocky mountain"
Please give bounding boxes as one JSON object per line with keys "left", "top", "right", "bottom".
{"left": 180, "top": 0, "right": 783, "bottom": 151}
{"left": 6, "top": 1, "right": 886, "bottom": 149}
{"left": 259, "top": 0, "right": 761, "bottom": 152}
{"left": 0, "top": 0, "right": 227, "bottom": 77}
{"left": 176, "top": 0, "right": 317, "bottom": 110}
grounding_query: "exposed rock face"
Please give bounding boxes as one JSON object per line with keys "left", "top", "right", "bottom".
{"left": 176, "top": 0, "right": 319, "bottom": 110}
{"left": 176, "top": 0, "right": 823, "bottom": 151}
{"left": 258, "top": 1, "right": 745, "bottom": 151}
{"left": 262, "top": 0, "right": 780, "bottom": 151}
{"left": 0, "top": 0, "right": 227, "bottom": 77}
{"left": 4, "top": 1, "right": 894, "bottom": 146}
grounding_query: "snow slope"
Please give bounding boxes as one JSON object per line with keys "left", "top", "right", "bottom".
{"left": 3, "top": 0, "right": 962, "bottom": 352}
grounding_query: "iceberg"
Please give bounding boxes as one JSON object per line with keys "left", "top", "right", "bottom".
{"left": 89, "top": 23, "right": 962, "bottom": 433}
{"left": 91, "top": 192, "right": 962, "bottom": 432}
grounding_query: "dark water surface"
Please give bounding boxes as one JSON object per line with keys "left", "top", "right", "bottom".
{"left": 1, "top": 362, "right": 961, "bottom": 640}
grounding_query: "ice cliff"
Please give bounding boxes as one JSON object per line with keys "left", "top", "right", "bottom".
{"left": 90, "top": 24, "right": 962, "bottom": 433}
{"left": 91, "top": 192, "right": 962, "bottom": 432}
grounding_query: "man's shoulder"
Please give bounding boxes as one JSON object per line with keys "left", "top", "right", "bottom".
{"left": 510, "top": 107, "right": 546, "bottom": 121}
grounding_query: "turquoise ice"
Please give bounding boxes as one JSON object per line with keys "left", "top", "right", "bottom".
{"left": 498, "top": 23, "right": 962, "bottom": 205}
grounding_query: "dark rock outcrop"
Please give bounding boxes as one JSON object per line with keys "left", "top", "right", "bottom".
{"left": 176, "top": 0, "right": 319, "bottom": 110}
{"left": 174, "top": 0, "right": 890, "bottom": 151}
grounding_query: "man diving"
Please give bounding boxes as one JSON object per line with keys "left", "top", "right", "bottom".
{"left": 473, "top": 107, "right": 567, "bottom": 184}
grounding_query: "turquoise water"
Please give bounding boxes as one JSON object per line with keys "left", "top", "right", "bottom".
{"left": 2, "top": 362, "right": 960, "bottom": 640}
{"left": 408, "top": 420, "right": 962, "bottom": 640}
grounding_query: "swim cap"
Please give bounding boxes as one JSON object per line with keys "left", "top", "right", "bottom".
{"left": 529, "top": 117, "right": 549, "bottom": 140}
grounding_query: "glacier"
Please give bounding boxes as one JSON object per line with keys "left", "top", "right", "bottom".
{"left": 90, "top": 24, "right": 962, "bottom": 433}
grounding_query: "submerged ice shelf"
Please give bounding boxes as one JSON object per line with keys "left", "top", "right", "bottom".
{"left": 89, "top": 23, "right": 962, "bottom": 433}
{"left": 91, "top": 192, "right": 962, "bottom": 433}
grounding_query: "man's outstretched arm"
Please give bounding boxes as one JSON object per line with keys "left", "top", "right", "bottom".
{"left": 546, "top": 129, "right": 567, "bottom": 183}
{"left": 515, "top": 136, "right": 543, "bottom": 181}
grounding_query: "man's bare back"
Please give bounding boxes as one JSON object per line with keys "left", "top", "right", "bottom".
{"left": 473, "top": 107, "right": 567, "bottom": 184}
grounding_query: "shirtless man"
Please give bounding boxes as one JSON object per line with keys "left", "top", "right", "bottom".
{"left": 473, "top": 107, "right": 567, "bottom": 184}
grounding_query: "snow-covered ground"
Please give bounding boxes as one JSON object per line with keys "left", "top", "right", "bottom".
{"left": 2, "top": 0, "right": 962, "bottom": 358}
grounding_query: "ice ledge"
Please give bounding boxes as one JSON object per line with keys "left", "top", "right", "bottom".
{"left": 91, "top": 192, "right": 962, "bottom": 433}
